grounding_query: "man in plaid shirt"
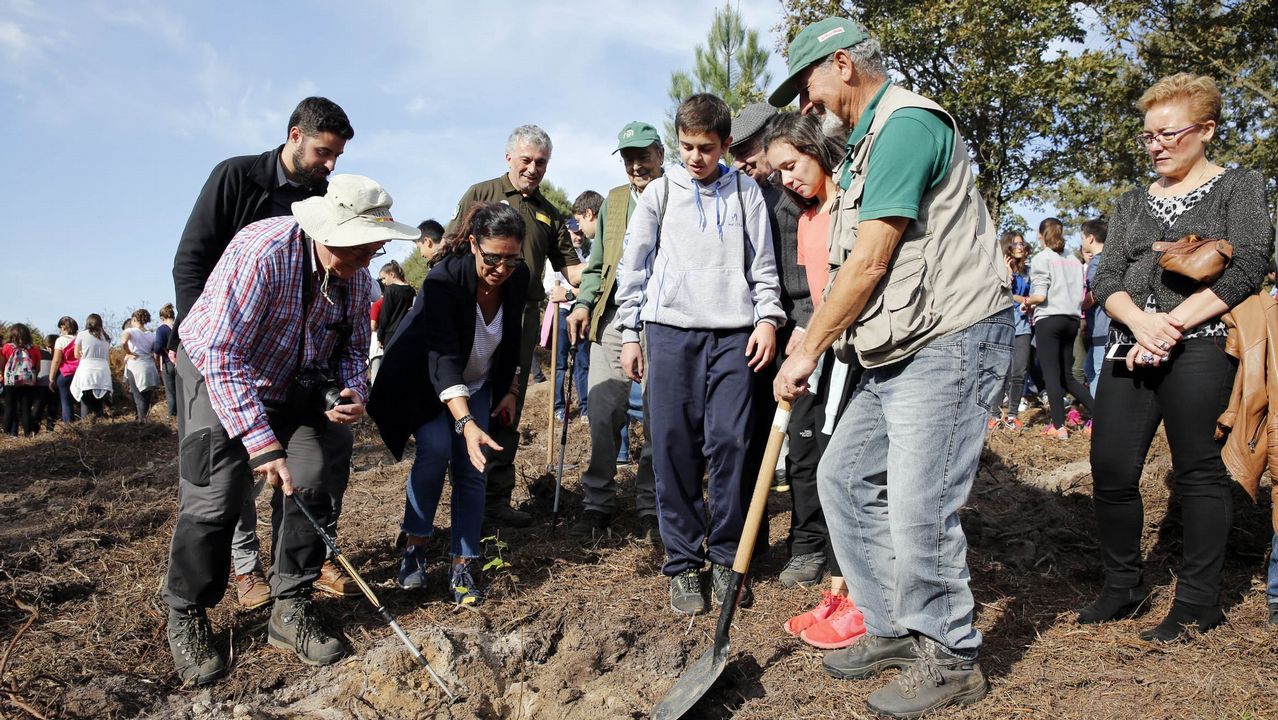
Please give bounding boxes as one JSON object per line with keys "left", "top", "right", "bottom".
{"left": 163, "top": 175, "right": 420, "bottom": 685}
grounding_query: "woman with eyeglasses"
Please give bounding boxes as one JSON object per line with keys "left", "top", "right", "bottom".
{"left": 1081, "top": 73, "right": 1272, "bottom": 643}
{"left": 368, "top": 202, "right": 529, "bottom": 606}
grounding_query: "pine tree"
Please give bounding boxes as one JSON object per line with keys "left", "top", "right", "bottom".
{"left": 664, "top": 5, "right": 772, "bottom": 153}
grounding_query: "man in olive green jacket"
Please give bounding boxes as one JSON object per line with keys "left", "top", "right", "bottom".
{"left": 447, "top": 124, "right": 583, "bottom": 528}
{"left": 565, "top": 121, "right": 664, "bottom": 542}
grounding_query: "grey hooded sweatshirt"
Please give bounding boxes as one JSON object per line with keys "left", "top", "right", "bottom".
{"left": 613, "top": 163, "right": 784, "bottom": 343}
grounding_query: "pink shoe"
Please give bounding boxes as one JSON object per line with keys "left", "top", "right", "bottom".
{"left": 800, "top": 596, "right": 867, "bottom": 649}
{"left": 784, "top": 591, "right": 843, "bottom": 637}
{"left": 1041, "top": 424, "right": 1069, "bottom": 440}
{"left": 1065, "top": 408, "right": 1084, "bottom": 428}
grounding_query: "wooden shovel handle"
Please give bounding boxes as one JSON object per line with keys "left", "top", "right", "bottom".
{"left": 733, "top": 399, "right": 792, "bottom": 574}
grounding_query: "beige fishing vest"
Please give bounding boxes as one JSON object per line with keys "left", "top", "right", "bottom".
{"left": 829, "top": 85, "right": 1008, "bottom": 368}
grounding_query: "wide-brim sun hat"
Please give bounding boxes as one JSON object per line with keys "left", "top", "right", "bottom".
{"left": 293, "top": 174, "right": 422, "bottom": 247}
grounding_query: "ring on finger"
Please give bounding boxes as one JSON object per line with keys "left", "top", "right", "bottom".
{"left": 1141, "top": 352, "right": 1155, "bottom": 363}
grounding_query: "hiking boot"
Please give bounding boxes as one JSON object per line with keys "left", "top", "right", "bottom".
{"left": 485, "top": 503, "right": 533, "bottom": 529}
{"left": 167, "top": 607, "right": 225, "bottom": 686}
{"left": 822, "top": 633, "right": 916, "bottom": 680}
{"left": 398, "top": 544, "right": 429, "bottom": 589}
{"left": 568, "top": 509, "right": 612, "bottom": 540}
{"left": 235, "top": 569, "right": 271, "bottom": 610}
{"left": 800, "top": 595, "right": 866, "bottom": 649}
{"left": 784, "top": 591, "right": 844, "bottom": 637}
{"left": 1076, "top": 585, "right": 1145, "bottom": 624}
{"left": 710, "top": 562, "right": 753, "bottom": 608}
{"left": 779, "top": 551, "right": 827, "bottom": 588}
{"left": 314, "top": 559, "right": 358, "bottom": 597}
{"left": 449, "top": 561, "right": 483, "bottom": 606}
{"left": 268, "top": 594, "right": 349, "bottom": 666}
{"left": 635, "top": 514, "right": 660, "bottom": 546}
{"left": 669, "top": 568, "right": 706, "bottom": 615}
{"left": 1138, "top": 600, "right": 1223, "bottom": 644}
{"left": 866, "top": 637, "right": 988, "bottom": 718}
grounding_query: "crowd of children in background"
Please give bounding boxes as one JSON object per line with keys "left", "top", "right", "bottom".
{"left": 0, "top": 305, "right": 179, "bottom": 435}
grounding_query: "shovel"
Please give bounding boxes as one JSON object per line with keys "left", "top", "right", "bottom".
{"left": 651, "top": 399, "right": 792, "bottom": 720}
{"left": 289, "top": 494, "right": 461, "bottom": 704}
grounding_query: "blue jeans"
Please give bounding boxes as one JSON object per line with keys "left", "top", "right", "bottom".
{"left": 818, "top": 309, "right": 1013, "bottom": 653}
{"left": 402, "top": 384, "right": 491, "bottom": 558}
{"left": 554, "top": 308, "right": 590, "bottom": 415}
{"left": 1268, "top": 531, "right": 1278, "bottom": 605}
{"left": 1085, "top": 338, "right": 1105, "bottom": 397}
{"left": 56, "top": 373, "right": 76, "bottom": 423}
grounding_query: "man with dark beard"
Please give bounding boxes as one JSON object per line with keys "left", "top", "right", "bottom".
{"left": 171, "top": 96, "right": 356, "bottom": 610}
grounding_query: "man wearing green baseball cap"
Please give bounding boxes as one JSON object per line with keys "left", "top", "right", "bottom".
{"left": 563, "top": 121, "right": 664, "bottom": 543}
{"left": 770, "top": 16, "right": 1011, "bottom": 719}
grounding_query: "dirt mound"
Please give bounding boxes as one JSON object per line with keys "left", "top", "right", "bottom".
{"left": 1, "top": 387, "right": 1275, "bottom": 719}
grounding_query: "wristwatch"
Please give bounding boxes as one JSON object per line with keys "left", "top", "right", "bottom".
{"left": 564, "top": 290, "right": 576, "bottom": 302}
{"left": 453, "top": 414, "right": 475, "bottom": 435}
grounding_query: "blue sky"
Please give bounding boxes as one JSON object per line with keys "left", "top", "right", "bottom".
{"left": 0, "top": 1, "right": 1060, "bottom": 335}
{"left": 0, "top": 0, "right": 802, "bottom": 333}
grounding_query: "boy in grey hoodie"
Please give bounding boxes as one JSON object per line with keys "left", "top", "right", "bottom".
{"left": 614, "top": 93, "right": 785, "bottom": 615}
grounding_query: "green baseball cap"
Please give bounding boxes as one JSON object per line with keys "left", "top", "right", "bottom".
{"left": 769, "top": 17, "right": 870, "bottom": 107}
{"left": 613, "top": 121, "right": 661, "bottom": 154}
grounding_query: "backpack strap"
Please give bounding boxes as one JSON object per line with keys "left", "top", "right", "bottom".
{"left": 654, "top": 174, "right": 670, "bottom": 259}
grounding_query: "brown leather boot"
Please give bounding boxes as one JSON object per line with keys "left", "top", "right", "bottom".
{"left": 314, "top": 559, "right": 358, "bottom": 597}
{"left": 235, "top": 569, "right": 271, "bottom": 610}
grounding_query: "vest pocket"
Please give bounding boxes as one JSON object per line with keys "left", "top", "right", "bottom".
{"left": 853, "top": 250, "right": 935, "bottom": 354}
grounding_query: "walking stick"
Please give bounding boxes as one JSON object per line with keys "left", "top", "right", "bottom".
{"left": 552, "top": 349, "right": 575, "bottom": 529}
{"left": 546, "top": 283, "right": 560, "bottom": 468}
{"left": 289, "top": 494, "right": 460, "bottom": 704}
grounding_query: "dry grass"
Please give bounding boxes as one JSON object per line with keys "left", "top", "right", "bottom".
{"left": 0, "top": 389, "right": 1274, "bottom": 719}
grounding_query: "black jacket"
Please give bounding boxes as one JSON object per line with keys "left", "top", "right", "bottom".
{"left": 170, "top": 145, "right": 326, "bottom": 347}
{"left": 368, "top": 251, "right": 529, "bottom": 460}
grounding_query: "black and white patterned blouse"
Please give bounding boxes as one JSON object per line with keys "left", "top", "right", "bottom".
{"left": 1139, "top": 174, "right": 1229, "bottom": 340}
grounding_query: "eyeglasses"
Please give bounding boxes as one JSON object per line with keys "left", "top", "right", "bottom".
{"left": 1134, "top": 123, "right": 1202, "bottom": 149}
{"left": 477, "top": 249, "right": 525, "bottom": 269}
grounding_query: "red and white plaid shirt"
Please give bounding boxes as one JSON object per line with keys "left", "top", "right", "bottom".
{"left": 181, "top": 216, "right": 371, "bottom": 453}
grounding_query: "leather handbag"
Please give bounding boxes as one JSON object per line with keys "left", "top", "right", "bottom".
{"left": 1151, "top": 234, "right": 1233, "bottom": 284}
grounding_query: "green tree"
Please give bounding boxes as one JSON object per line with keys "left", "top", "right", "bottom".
{"left": 779, "top": 0, "right": 1129, "bottom": 224}
{"left": 538, "top": 180, "right": 574, "bottom": 218}
{"left": 665, "top": 4, "right": 773, "bottom": 153}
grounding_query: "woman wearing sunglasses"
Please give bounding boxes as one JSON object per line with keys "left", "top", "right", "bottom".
{"left": 1082, "top": 73, "right": 1272, "bottom": 643}
{"left": 369, "top": 202, "right": 529, "bottom": 606}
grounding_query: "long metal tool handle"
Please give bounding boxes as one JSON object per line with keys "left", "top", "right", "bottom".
{"left": 289, "top": 494, "right": 459, "bottom": 704}
{"left": 546, "top": 287, "right": 560, "bottom": 467}
{"left": 733, "top": 399, "right": 792, "bottom": 574}
{"left": 553, "top": 350, "right": 574, "bottom": 521}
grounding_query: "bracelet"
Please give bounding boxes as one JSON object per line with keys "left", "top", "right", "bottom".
{"left": 249, "top": 449, "right": 287, "bottom": 469}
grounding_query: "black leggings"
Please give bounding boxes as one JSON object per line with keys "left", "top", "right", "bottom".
{"left": 1033, "top": 315, "right": 1094, "bottom": 427}
{"left": 1089, "top": 336, "right": 1234, "bottom": 606}
{"left": 1004, "top": 333, "right": 1032, "bottom": 414}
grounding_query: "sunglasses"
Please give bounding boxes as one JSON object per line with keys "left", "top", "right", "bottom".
{"left": 477, "top": 248, "right": 525, "bottom": 269}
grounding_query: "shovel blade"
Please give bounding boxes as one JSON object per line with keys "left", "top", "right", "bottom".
{"left": 651, "top": 638, "right": 730, "bottom": 720}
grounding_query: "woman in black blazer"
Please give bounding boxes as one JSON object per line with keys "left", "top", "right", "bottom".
{"left": 369, "top": 202, "right": 529, "bottom": 605}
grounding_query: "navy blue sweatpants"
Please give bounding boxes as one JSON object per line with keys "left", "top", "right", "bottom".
{"left": 645, "top": 323, "right": 756, "bottom": 577}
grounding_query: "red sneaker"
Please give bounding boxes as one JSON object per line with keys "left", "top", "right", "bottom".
{"left": 784, "top": 591, "right": 843, "bottom": 637}
{"left": 800, "top": 596, "right": 866, "bottom": 649}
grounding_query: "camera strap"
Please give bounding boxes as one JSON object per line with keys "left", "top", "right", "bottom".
{"left": 298, "top": 231, "right": 315, "bottom": 378}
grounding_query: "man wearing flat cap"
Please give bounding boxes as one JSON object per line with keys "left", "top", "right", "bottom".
{"left": 770, "top": 17, "right": 1011, "bottom": 717}
{"left": 162, "top": 175, "right": 421, "bottom": 686}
